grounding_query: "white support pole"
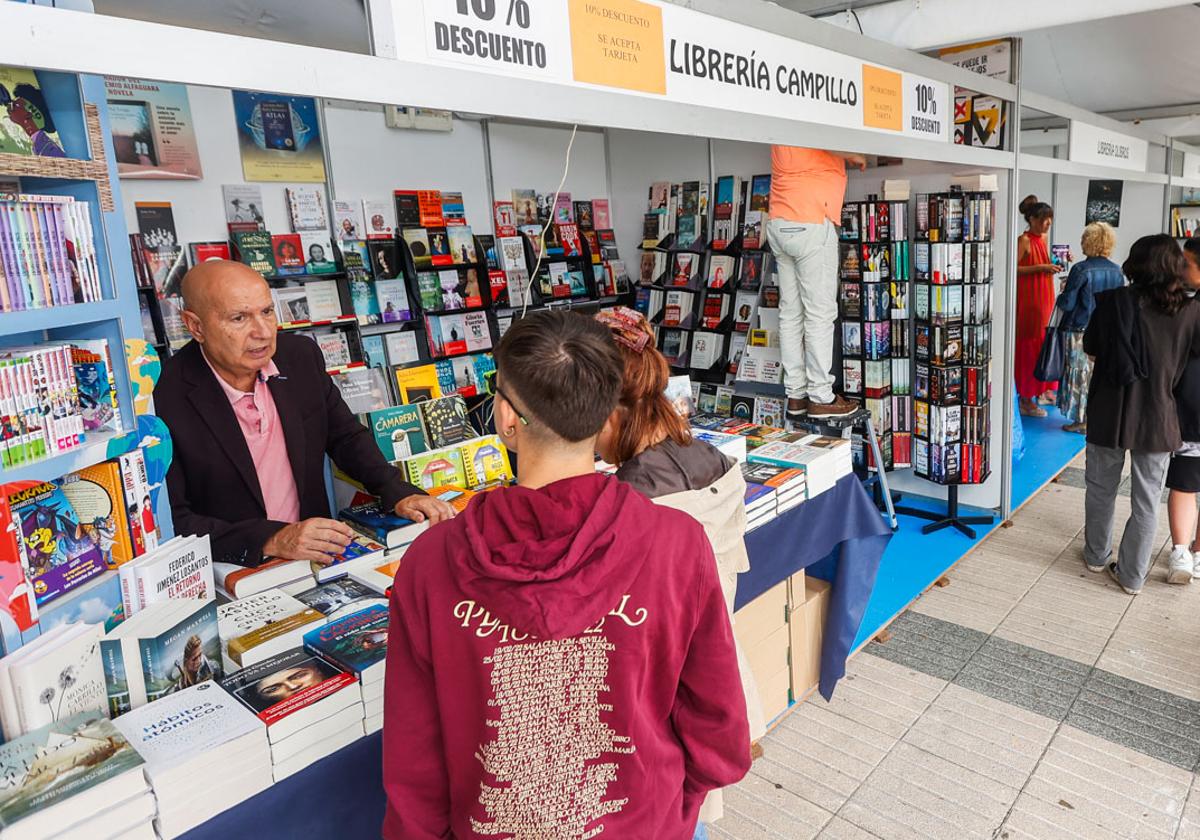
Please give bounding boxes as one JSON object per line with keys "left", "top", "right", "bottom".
{"left": 1000, "top": 37, "right": 1023, "bottom": 522}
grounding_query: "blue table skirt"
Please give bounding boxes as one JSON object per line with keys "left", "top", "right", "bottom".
{"left": 183, "top": 475, "right": 889, "bottom": 840}
{"left": 740, "top": 474, "right": 892, "bottom": 700}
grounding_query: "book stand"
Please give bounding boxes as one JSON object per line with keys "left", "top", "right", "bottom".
{"left": 895, "top": 485, "right": 993, "bottom": 538}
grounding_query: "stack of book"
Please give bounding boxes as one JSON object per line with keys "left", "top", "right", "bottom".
{"left": 213, "top": 559, "right": 314, "bottom": 601}
{"left": 690, "top": 428, "right": 748, "bottom": 463}
{"left": 749, "top": 435, "right": 853, "bottom": 498}
{"left": 742, "top": 462, "right": 808, "bottom": 517}
{"left": 220, "top": 648, "right": 364, "bottom": 782}
{"left": 743, "top": 481, "right": 777, "bottom": 531}
{"left": 304, "top": 605, "right": 388, "bottom": 735}
{"left": 99, "top": 599, "right": 222, "bottom": 716}
{"left": 114, "top": 682, "right": 272, "bottom": 839}
{"left": 0, "top": 712, "right": 155, "bottom": 840}
{"left": 0, "top": 193, "right": 103, "bottom": 312}
{"left": 216, "top": 589, "right": 325, "bottom": 673}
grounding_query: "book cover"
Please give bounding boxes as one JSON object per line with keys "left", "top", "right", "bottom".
{"left": 592, "top": 199, "right": 612, "bottom": 230}
{"left": 403, "top": 448, "right": 468, "bottom": 491}
{"left": 272, "top": 286, "right": 310, "bottom": 323}
{"left": 117, "top": 449, "right": 157, "bottom": 555}
{"left": 217, "top": 589, "right": 309, "bottom": 647}
{"left": 231, "top": 231, "right": 275, "bottom": 277}
{"left": 303, "top": 604, "right": 388, "bottom": 679}
{"left": 315, "top": 332, "right": 352, "bottom": 368}
{"left": 446, "top": 225, "right": 477, "bottom": 264}
{"left": 271, "top": 234, "right": 305, "bottom": 276}
{"left": 344, "top": 247, "right": 381, "bottom": 325}
{"left": 189, "top": 241, "right": 231, "bottom": 265}
{"left": 369, "top": 405, "right": 428, "bottom": 461}
{"left": 302, "top": 278, "right": 342, "bottom": 321}
{"left": 459, "top": 436, "right": 513, "bottom": 488}
{"left": 362, "top": 199, "right": 395, "bottom": 240}
{"left": 112, "top": 681, "right": 264, "bottom": 774}
{"left": 438, "top": 269, "right": 465, "bottom": 309}
{"left": 9, "top": 624, "right": 107, "bottom": 735}
{"left": 9, "top": 481, "right": 106, "bottom": 607}
{"left": 222, "top": 185, "right": 265, "bottom": 226}
{"left": 331, "top": 367, "right": 390, "bottom": 415}
{"left": 511, "top": 189, "right": 538, "bottom": 226}
{"left": 294, "top": 578, "right": 383, "bottom": 620}
{"left": 332, "top": 199, "right": 365, "bottom": 241}
{"left": 384, "top": 331, "right": 421, "bottom": 368}
{"left": 139, "top": 600, "right": 222, "bottom": 704}
{"left": 219, "top": 648, "right": 354, "bottom": 725}
{"left": 401, "top": 227, "right": 433, "bottom": 269}
{"left": 300, "top": 232, "right": 336, "bottom": 275}
{"left": 58, "top": 461, "right": 134, "bottom": 569}
{"left": 228, "top": 607, "right": 325, "bottom": 665}
{"left": 419, "top": 395, "right": 470, "bottom": 448}
{"left": 394, "top": 364, "right": 442, "bottom": 404}
{"left": 286, "top": 186, "right": 327, "bottom": 232}
{"left": 441, "top": 192, "right": 466, "bottom": 226}
{"left": 558, "top": 223, "right": 582, "bottom": 258}
{"left": 367, "top": 240, "right": 400, "bottom": 280}
{"left": 707, "top": 255, "right": 735, "bottom": 289}
{"left": 492, "top": 201, "right": 517, "bottom": 237}
{"left": 417, "top": 191, "right": 444, "bottom": 229}
{"left": 392, "top": 191, "right": 420, "bottom": 228}
{"left": 0, "top": 712, "right": 143, "bottom": 828}
{"left": 375, "top": 278, "right": 411, "bottom": 323}
{"left": 313, "top": 534, "right": 385, "bottom": 583}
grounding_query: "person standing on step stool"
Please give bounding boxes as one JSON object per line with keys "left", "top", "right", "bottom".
{"left": 766, "top": 145, "right": 866, "bottom": 423}
{"left": 1164, "top": 237, "right": 1200, "bottom": 584}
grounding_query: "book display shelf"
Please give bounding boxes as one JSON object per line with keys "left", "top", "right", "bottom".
{"left": 897, "top": 189, "right": 996, "bottom": 537}
{"left": 836, "top": 199, "right": 913, "bottom": 472}
{"left": 1170, "top": 202, "right": 1200, "bottom": 240}
{"left": 0, "top": 71, "right": 151, "bottom": 490}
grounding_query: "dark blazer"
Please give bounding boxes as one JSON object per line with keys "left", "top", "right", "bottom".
{"left": 156, "top": 333, "right": 422, "bottom": 567}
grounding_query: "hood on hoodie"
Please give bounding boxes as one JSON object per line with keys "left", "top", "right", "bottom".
{"left": 454, "top": 472, "right": 652, "bottom": 641}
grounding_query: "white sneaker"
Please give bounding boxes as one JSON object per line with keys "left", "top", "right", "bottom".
{"left": 1193, "top": 550, "right": 1200, "bottom": 580}
{"left": 1167, "top": 546, "right": 1193, "bottom": 585}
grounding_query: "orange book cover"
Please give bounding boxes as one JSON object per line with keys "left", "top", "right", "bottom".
{"left": 60, "top": 461, "right": 135, "bottom": 568}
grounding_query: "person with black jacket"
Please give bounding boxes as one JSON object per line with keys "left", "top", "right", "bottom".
{"left": 1164, "top": 238, "right": 1200, "bottom": 583}
{"left": 1083, "top": 235, "right": 1200, "bottom": 594}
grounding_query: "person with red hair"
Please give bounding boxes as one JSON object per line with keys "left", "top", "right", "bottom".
{"left": 595, "top": 307, "right": 763, "bottom": 838}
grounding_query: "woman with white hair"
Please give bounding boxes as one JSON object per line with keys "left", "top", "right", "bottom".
{"left": 1055, "top": 221, "right": 1125, "bottom": 433}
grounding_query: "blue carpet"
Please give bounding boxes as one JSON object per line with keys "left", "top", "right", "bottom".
{"left": 851, "top": 408, "right": 1084, "bottom": 650}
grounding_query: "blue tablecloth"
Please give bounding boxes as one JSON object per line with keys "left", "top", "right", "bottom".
{"left": 739, "top": 474, "right": 892, "bottom": 700}
{"left": 183, "top": 475, "right": 889, "bottom": 840}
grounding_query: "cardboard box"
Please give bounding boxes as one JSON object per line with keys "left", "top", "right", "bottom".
{"left": 744, "top": 624, "right": 789, "bottom": 687}
{"left": 732, "top": 581, "right": 788, "bottom": 650}
{"left": 760, "top": 666, "right": 791, "bottom": 723}
{"left": 790, "top": 575, "right": 831, "bottom": 698}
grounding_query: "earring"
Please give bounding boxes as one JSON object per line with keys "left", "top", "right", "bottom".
{"left": 504, "top": 426, "right": 516, "bottom": 437}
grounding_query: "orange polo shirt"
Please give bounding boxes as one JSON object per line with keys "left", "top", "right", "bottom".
{"left": 769, "top": 146, "right": 847, "bottom": 225}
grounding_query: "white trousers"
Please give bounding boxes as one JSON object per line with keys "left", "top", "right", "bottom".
{"left": 766, "top": 217, "right": 839, "bottom": 402}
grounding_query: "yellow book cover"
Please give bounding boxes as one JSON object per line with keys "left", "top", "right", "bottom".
{"left": 459, "top": 435, "right": 513, "bottom": 489}
{"left": 394, "top": 364, "right": 443, "bottom": 404}
{"left": 59, "top": 460, "right": 135, "bottom": 569}
{"left": 228, "top": 607, "right": 325, "bottom": 665}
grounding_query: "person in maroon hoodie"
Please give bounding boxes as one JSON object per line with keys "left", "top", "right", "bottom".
{"left": 383, "top": 310, "right": 751, "bottom": 840}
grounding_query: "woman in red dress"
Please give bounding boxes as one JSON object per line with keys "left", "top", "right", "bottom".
{"left": 1015, "top": 196, "right": 1060, "bottom": 417}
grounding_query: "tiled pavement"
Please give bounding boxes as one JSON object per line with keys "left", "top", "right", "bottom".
{"left": 715, "top": 452, "right": 1200, "bottom": 839}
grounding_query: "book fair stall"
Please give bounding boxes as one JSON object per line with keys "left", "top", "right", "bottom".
{"left": 0, "top": 0, "right": 1164, "bottom": 836}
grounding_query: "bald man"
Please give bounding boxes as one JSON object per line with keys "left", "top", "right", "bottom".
{"left": 156, "top": 261, "right": 453, "bottom": 567}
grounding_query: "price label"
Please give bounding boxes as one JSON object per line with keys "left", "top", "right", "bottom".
{"left": 416, "top": 0, "right": 573, "bottom": 81}
{"left": 903, "top": 73, "right": 949, "bottom": 141}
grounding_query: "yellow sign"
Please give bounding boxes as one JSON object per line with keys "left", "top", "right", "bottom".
{"left": 568, "top": 0, "right": 666, "bottom": 95}
{"left": 861, "top": 65, "right": 902, "bottom": 132}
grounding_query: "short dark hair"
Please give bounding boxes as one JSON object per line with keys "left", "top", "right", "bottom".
{"left": 1183, "top": 237, "right": 1200, "bottom": 263}
{"left": 1124, "top": 234, "right": 1189, "bottom": 315}
{"left": 494, "top": 310, "right": 623, "bottom": 443}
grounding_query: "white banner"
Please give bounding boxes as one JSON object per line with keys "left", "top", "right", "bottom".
{"left": 1068, "top": 121, "right": 1149, "bottom": 173}
{"left": 393, "top": 0, "right": 950, "bottom": 142}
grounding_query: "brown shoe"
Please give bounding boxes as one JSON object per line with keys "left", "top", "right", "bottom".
{"left": 786, "top": 397, "right": 809, "bottom": 421}
{"left": 808, "top": 395, "right": 860, "bottom": 418}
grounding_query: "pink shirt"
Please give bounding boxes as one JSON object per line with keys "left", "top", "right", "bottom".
{"left": 203, "top": 354, "right": 301, "bottom": 524}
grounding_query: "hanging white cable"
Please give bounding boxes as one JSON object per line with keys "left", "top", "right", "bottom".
{"left": 522, "top": 124, "right": 578, "bottom": 318}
